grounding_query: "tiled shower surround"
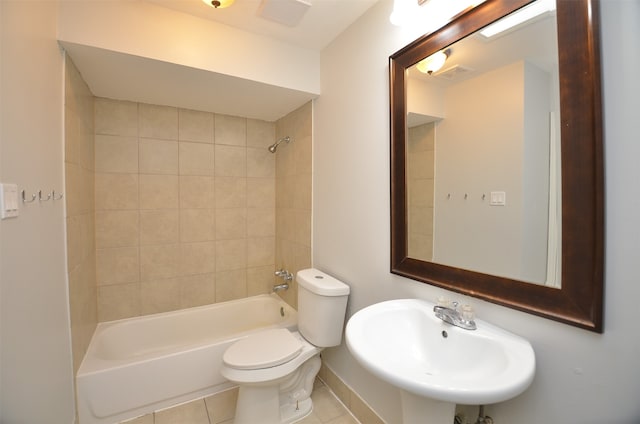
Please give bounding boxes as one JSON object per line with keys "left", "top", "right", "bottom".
{"left": 92, "top": 98, "right": 303, "bottom": 321}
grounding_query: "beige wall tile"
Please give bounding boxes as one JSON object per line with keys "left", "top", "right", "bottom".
{"left": 247, "top": 265, "right": 274, "bottom": 296}
{"left": 121, "top": 413, "right": 153, "bottom": 424}
{"left": 215, "top": 114, "right": 246, "bottom": 146}
{"left": 294, "top": 210, "right": 312, "bottom": 247}
{"left": 215, "top": 145, "right": 246, "bottom": 177}
{"left": 64, "top": 107, "right": 81, "bottom": 166}
{"left": 95, "top": 173, "right": 138, "bottom": 211}
{"left": 140, "top": 209, "right": 179, "bottom": 245}
{"left": 65, "top": 163, "right": 93, "bottom": 216}
{"left": 247, "top": 237, "right": 275, "bottom": 267}
{"left": 181, "top": 273, "right": 216, "bottom": 308}
{"left": 65, "top": 162, "right": 83, "bottom": 216}
{"left": 180, "top": 176, "right": 214, "bottom": 209}
{"left": 247, "top": 178, "right": 275, "bottom": 208}
{"left": 293, "top": 172, "right": 312, "bottom": 211}
{"left": 140, "top": 244, "right": 180, "bottom": 281}
{"left": 180, "top": 241, "right": 216, "bottom": 275}
{"left": 180, "top": 209, "right": 214, "bottom": 242}
{"left": 179, "top": 109, "right": 213, "bottom": 143}
{"left": 139, "top": 103, "right": 178, "bottom": 140}
{"left": 349, "top": 393, "right": 385, "bottom": 424}
{"left": 247, "top": 147, "right": 275, "bottom": 178}
{"left": 215, "top": 269, "right": 247, "bottom": 302}
{"left": 96, "top": 247, "right": 139, "bottom": 285}
{"left": 247, "top": 119, "right": 275, "bottom": 148}
{"left": 215, "top": 177, "right": 246, "bottom": 209}
{"left": 205, "top": 387, "right": 239, "bottom": 424}
{"left": 98, "top": 283, "right": 140, "bottom": 321}
{"left": 96, "top": 210, "right": 139, "bottom": 248}
{"left": 319, "top": 365, "right": 351, "bottom": 409}
{"left": 215, "top": 239, "right": 246, "bottom": 271}
{"left": 247, "top": 208, "right": 275, "bottom": 237}
{"left": 95, "top": 135, "right": 138, "bottom": 173}
{"left": 179, "top": 141, "right": 214, "bottom": 176}
{"left": 293, "top": 134, "right": 312, "bottom": 176}
{"left": 155, "top": 399, "right": 209, "bottom": 424}
{"left": 66, "top": 58, "right": 97, "bottom": 375}
{"left": 67, "top": 256, "right": 97, "bottom": 371}
{"left": 310, "top": 387, "right": 346, "bottom": 423}
{"left": 92, "top": 101, "right": 282, "bottom": 320}
{"left": 139, "top": 138, "right": 179, "bottom": 175}
{"left": 215, "top": 208, "right": 246, "bottom": 240}
{"left": 139, "top": 174, "right": 179, "bottom": 209}
{"left": 140, "top": 278, "right": 182, "bottom": 315}
{"left": 95, "top": 98, "right": 138, "bottom": 137}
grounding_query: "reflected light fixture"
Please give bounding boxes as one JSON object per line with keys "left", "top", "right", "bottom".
{"left": 416, "top": 49, "right": 450, "bottom": 75}
{"left": 479, "top": 0, "right": 555, "bottom": 38}
{"left": 202, "top": 0, "right": 235, "bottom": 9}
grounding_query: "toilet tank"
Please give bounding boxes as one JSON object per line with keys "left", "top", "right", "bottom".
{"left": 297, "top": 268, "right": 350, "bottom": 347}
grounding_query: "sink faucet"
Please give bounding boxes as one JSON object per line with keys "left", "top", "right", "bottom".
{"left": 433, "top": 301, "right": 477, "bottom": 330}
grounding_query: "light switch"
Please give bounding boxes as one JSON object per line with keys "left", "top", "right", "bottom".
{"left": 1, "top": 183, "right": 19, "bottom": 219}
{"left": 490, "top": 191, "right": 506, "bottom": 206}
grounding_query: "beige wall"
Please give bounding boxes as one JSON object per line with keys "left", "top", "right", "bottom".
{"left": 275, "top": 102, "right": 313, "bottom": 309}
{"left": 64, "top": 56, "right": 97, "bottom": 374}
{"left": 1, "top": 1, "right": 75, "bottom": 421}
{"left": 94, "top": 98, "right": 278, "bottom": 321}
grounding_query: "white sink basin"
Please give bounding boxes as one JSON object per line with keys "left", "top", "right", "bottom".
{"left": 345, "top": 299, "right": 535, "bottom": 406}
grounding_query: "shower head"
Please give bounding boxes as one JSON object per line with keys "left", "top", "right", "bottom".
{"left": 267, "top": 136, "right": 291, "bottom": 153}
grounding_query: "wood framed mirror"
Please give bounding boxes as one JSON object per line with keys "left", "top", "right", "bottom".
{"left": 390, "top": 0, "right": 604, "bottom": 332}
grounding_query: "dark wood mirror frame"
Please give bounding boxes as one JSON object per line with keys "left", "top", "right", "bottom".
{"left": 390, "top": 0, "right": 604, "bottom": 332}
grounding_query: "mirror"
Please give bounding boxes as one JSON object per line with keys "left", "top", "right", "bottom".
{"left": 390, "top": 0, "right": 604, "bottom": 332}
{"left": 405, "top": 5, "right": 560, "bottom": 286}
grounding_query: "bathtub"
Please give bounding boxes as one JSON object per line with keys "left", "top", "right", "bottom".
{"left": 77, "top": 294, "right": 297, "bottom": 424}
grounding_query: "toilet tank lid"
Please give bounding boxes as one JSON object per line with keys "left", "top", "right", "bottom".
{"left": 296, "top": 268, "right": 350, "bottom": 296}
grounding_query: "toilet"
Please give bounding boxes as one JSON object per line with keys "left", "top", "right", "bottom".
{"left": 221, "top": 268, "right": 350, "bottom": 424}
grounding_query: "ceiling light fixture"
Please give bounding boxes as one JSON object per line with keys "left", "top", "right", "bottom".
{"left": 416, "top": 49, "right": 450, "bottom": 75}
{"left": 202, "top": 0, "right": 235, "bottom": 9}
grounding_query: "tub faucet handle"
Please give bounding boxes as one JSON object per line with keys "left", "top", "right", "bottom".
{"left": 275, "top": 269, "right": 293, "bottom": 282}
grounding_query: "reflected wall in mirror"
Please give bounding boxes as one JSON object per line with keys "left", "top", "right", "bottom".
{"left": 390, "top": 0, "right": 604, "bottom": 332}
{"left": 405, "top": 1, "right": 561, "bottom": 287}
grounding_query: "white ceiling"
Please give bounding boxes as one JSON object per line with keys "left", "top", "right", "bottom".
{"left": 64, "top": 0, "right": 379, "bottom": 121}
{"left": 146, "top": 0, "right": 379, "bottom": 51}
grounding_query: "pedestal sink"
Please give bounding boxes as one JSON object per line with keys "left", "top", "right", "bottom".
{"left": 345, "top": 299, "right": 535, "bottom": 424}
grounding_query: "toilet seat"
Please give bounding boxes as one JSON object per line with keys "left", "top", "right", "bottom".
{"left": 223, "top": 328, "right": 303, "bottom": 370}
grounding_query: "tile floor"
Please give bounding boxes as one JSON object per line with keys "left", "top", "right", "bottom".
{"left": 122, "top": 379, "right": 360, "bottom": 424}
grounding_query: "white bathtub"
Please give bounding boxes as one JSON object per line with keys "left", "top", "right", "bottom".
{"left": 77, "top": 294, "right": 297, "bottom": 424}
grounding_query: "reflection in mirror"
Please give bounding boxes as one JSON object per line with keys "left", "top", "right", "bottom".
{"left": 405, "top": 1, "right": 561, "bottom": 287}
{"left": 390, "top": 0, "right": 604, "bottom": 332}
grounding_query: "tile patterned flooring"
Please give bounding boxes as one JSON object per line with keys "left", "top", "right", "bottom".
{"left": 122, "top": 379, "right": 360, "bottom": 424}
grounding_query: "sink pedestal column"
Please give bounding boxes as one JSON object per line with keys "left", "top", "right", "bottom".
{"left": 400, "top": 390, "right": 456, "bottom": 424}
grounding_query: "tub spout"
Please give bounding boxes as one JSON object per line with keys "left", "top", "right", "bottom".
{"left": 273, "top": 283, "right": 289, "bottom": 292}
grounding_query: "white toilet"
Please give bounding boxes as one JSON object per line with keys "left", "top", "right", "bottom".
{"left": 221, "top": 268, "right": 350, "bottom": 424}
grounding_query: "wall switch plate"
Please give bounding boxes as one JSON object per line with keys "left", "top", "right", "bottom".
{"left": 490, "top": 191, "right": 506, "bottom": 206}
{"left": 0, "top": 183, "right": 19, "bottom": 219}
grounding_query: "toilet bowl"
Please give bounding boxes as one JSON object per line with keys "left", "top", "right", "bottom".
{"left": 220, "top": 268, "right": 350, "bottom": 424}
